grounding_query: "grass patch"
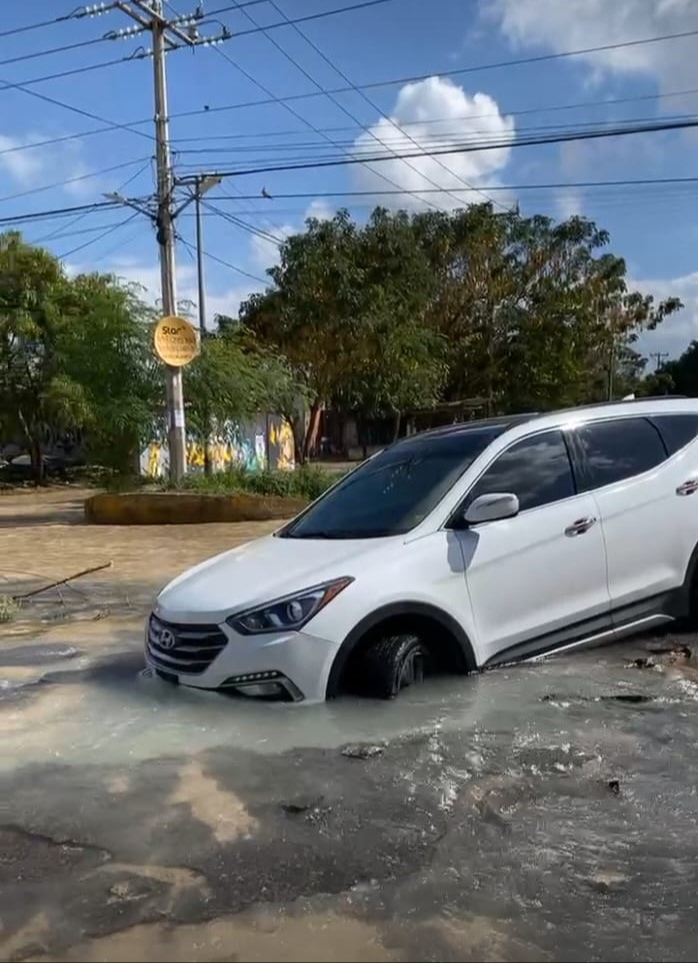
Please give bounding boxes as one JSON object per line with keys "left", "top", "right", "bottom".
{"left": 0, "top": 596, "right": 20, "bottom": 623}
{"left": 163, "top": 465, "right": 340, "bottom": 502}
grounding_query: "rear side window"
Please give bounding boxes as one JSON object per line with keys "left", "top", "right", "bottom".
{"left": 465, "top": 430, "right": 576, "bottom": 512}
{"left": 650, "top": 414, "right": 698, "bottom": 456}
{"left": 576, "top": 418, "right": 666, "bottom": 491}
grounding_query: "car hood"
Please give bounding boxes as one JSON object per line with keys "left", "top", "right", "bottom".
{"left": 155, "top": 533, "right": 390, "bottom": 623}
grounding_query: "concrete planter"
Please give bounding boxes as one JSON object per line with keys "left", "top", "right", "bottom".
{"left": 84, "top": 491, "right": 308, "bottom": 525}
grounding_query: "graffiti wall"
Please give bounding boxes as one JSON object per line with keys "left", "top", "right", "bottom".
{"left": 140, "top": 415, "right": 295, "bottom": 479}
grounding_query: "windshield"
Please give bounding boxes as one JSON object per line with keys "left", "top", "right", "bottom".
{"left": 282, "top": 426, "right": 506, "bottom": 539}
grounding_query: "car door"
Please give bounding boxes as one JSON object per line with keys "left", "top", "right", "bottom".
{"left": 450, "top": 429, "right": 611, "bottom": 665}
{"left": 573, "top": 415, "right": 698, "bottom": 619}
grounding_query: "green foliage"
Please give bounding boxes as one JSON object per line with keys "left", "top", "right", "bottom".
{"left": 0, "top": 233, "right": 158, "bottom": 478}
{"left": 243, "top": 206, "right": 682, "bottom": 427}
{"left": 0, "top": 595, "right": 19, "bottom": 623}
{"left": 166, "top": 464, "right": 338, "bottom": 501}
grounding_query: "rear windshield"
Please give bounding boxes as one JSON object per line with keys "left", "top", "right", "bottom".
{"left": 282, "top": 427, "right": 505, "bottom": 539}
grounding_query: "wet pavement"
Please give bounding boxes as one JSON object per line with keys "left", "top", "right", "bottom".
{"left": 1, "top": 491, "right": 697, "bottom": 961}
{"left": 2, "top": 615, "right": 698, "bottom": 962}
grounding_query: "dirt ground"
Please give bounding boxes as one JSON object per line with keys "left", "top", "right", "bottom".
{"left": 2, "top": 489, "right": 698, "bottom": 963}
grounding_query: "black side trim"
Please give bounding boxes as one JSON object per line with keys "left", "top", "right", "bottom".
{"left": 484, "top": 590, "right": 680, "bottom": 668}
{"left": 484, "top": 611, "right": 612, "bottom": 668}
{"left": 326, "top": 602, "right": 476, "bottom": 698}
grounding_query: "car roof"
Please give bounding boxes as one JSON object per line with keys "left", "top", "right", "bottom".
{"left": 402, "top": 397, "right": 696, "bottom": 445}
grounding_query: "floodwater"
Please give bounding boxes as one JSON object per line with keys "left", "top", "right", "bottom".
{"left": 2, "top": 622, "right": 693, "bottom": 771}
{"left": 3, "top": 616, "right": 698, "bottom": 962}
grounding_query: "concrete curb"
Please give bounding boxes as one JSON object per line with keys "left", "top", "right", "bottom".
{"left": 84, "top": 491, "right": 308, "bottom": 525}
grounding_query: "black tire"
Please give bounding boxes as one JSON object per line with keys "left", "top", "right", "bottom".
{"left": 359, "top": 633, "right": 431, "bottom": 699}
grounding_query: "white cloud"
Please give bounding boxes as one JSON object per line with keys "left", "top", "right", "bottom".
{"left": 0, "top": 135, "right": 45, "bottom": 185}
{"left": 634, "top": 272, "right": 698, "bottom": 359}
{"left": 304, "top": 198, "right": 334, "bottom": 222}
{"left": 351, "top": 76, "right": 515, "bottom": 209}
{"left": 487, "top": 0, "right": 697, "bottom": 94}
{"left": 249, "top": 223, "right": 294, "bottom": 271}
{"left": 66, "top": 255, "right": 265, "bottom": 328}
{"left": 0, "top": 133, "right": 97, "bottom": 198}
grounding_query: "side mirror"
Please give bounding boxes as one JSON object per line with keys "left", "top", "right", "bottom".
{"left": 464, "top": 492, "right": 520, "bottom": 525}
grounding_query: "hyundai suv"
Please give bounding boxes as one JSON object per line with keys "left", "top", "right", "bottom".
{"left": 146, "top": 399, "right": 698, "bottom": 702}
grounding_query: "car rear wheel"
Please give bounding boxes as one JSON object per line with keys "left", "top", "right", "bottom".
{"left": 360, "top": 633, "right": 431, "bottom": 699}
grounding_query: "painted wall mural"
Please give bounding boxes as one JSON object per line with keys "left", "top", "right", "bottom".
{"left": 140, "top": 415, "right": 295, "bottom": 478}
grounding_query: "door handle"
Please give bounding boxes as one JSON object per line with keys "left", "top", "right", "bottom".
{"left": 677, "top": 479, "right": 698, "bottom": 496}
{"left": 565, "top": 516, "right": 597, "bottom": 537}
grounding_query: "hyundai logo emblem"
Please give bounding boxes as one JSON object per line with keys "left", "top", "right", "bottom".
{"left": 159, "top": 629, "right": 176, "bottom": 650}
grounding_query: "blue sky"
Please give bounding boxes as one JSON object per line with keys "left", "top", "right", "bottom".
{"left": 2, "top": 0, "right": 698, "bottom": 358}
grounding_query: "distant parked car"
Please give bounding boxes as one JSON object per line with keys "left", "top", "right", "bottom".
{"left": 146, "top": 398, "right": 698, "bottom": 703}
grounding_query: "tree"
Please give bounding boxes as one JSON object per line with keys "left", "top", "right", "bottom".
{"left": 241, "top": 209, "right": 447, "bottom": 458}
{"left": 642, "top": 341, "right": 698, "bottom": 397}
{"left": 0, "top": 232, "right": 159, "bottom": 479}
{"left": 60, "top": 272, "right": 159, "bottom": 472}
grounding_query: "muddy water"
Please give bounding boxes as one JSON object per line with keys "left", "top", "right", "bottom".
{"left": 3, "top": 620, "right": 698, "bottom": 963}
{"left": 0, "top": 623, "right": 692, "bottom": 771}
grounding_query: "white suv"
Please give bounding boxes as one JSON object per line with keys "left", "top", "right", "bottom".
{"left": 146, "top": 399, "right": 698, "bottom": 703}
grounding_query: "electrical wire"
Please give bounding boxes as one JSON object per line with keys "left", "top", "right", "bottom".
{"left": 32, "top": 158, "right": 153, "bottom": 244}
{"left": 190, "top": 0, "right": 448, "bottom": 215}
{"left": 165, "top": 28, "right": 698, "bottom": 124}
{"left": 0, "top": 156, "right": 152, "bottom": 205}
{"left": 216, "top": 176, "right": 698, "bottom": 201}
{"left": 264, "top": 0, "right": 507, "bottom": 211}
{"left": 184, "top": 116, "right": 698, "bottom": 178}
{"left": 57, "top": 211, "right": 141, "bottom": 259}
{"left": 177, "top": 235, "right": 267, "bottom": 284}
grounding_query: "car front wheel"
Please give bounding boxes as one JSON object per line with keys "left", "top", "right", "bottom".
{"left": 360, "top": 633, "right": 431, "bottom": 699}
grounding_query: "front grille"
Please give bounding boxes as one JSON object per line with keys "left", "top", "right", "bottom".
{"left": 147, "top": 615, "right": 228, "bottom": 675}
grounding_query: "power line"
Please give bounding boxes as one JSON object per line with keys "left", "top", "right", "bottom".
{"left": 0, "top": 8, "right": 83, "bottom": 40}
{"left": 173, "top": 111, "right": 698, "bottom": 159}
{"left": 219, "top": 176, "right": 698, "bottom": 201}
{"left": 178, "top": 235, "right": 267, "bottom": 284}
{"left": 0, "top": 200, "right": 126, "bottom": 227}
{"left": 203, "top": 198, "right": 286, "bottom": 244}
{"left": 192, "top": 116, "right": 698, "bottom": 179}
{"left": 58, "top": 212, "right": 141, "bottom": 259}
{"left": 167, "top": 28, "right": 698, "bottom": 124}
{"left": 0, "top": 156, "right": 152, "bottom": 205}
{"left": 0, "top": 64, "right": 155, "bottom": 144}
{"left": 197, "top": 0, "right": 449, "bottom": 215}
{"left": 33, "top": 158, "right": 153, "bottom": 244}
{"left": 180, "top": 2, "right": 450, "bottom": 215}
{"left": 0, "top": 0, "right": 398, "bottom": 87}
{"left": 264, "top": 0, "right": 507, "bottom": 210}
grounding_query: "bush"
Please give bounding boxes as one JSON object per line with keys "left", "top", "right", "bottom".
{"left": 163, "top": 465, "right": 340, "bottom": 502}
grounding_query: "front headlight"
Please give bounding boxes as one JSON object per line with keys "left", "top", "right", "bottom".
{"left": 227, "top": 577, "right": 354, "bottom": 635}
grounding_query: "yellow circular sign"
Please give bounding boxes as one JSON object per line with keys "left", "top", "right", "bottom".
{"left": 153, "top": 316, "right": 199, "bottom": 367}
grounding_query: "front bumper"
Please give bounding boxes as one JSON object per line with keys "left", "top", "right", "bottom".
{"left": 145, "top": 613, "right": 339, "bottom": 702}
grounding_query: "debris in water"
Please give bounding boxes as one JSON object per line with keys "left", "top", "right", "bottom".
{"left": 281, "top": 795, "right": 325, "bottom": 815}
{"left": 607, "top": 779, "right": 620, "bottom": 795}
{"left": 648, "top": 643, "right": 692, "bottom": 663}
{"left": 341, "top": 743, "right": 385, "bottom": 760}
{"left": 601, "top": 694, "right": 653, "bottom": 705}
{"left": 630, "top": 657, "right": 656, "bottom": 669}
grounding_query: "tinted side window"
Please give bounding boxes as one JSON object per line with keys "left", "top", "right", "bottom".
{"left": 650, "top": 414, "right": 698, "bottom": 456}
{"left": 576, "top": 419, "right": 666, "bottom": 491}
{"left": 466, "top": 431, "right": 575, "bottom": 512}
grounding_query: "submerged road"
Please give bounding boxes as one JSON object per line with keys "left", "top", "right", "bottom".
{"left": 1, "top": 618, "right": 697, "bottom": 962}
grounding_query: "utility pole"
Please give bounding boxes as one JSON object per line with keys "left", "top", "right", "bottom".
{"left": 650, "top": 351, "right": 669, "bottom": 372}
{"left": 92, "top": 1, "right": 231, "bottom": 481}
{"left": 151, "top": 0, "right": 185, "bottom": 480}
{"left": 188, "top": 174, "right": 221, "bottom": 475}
{"left": 195, "top": 176, "right": 207, "bottom": 337}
